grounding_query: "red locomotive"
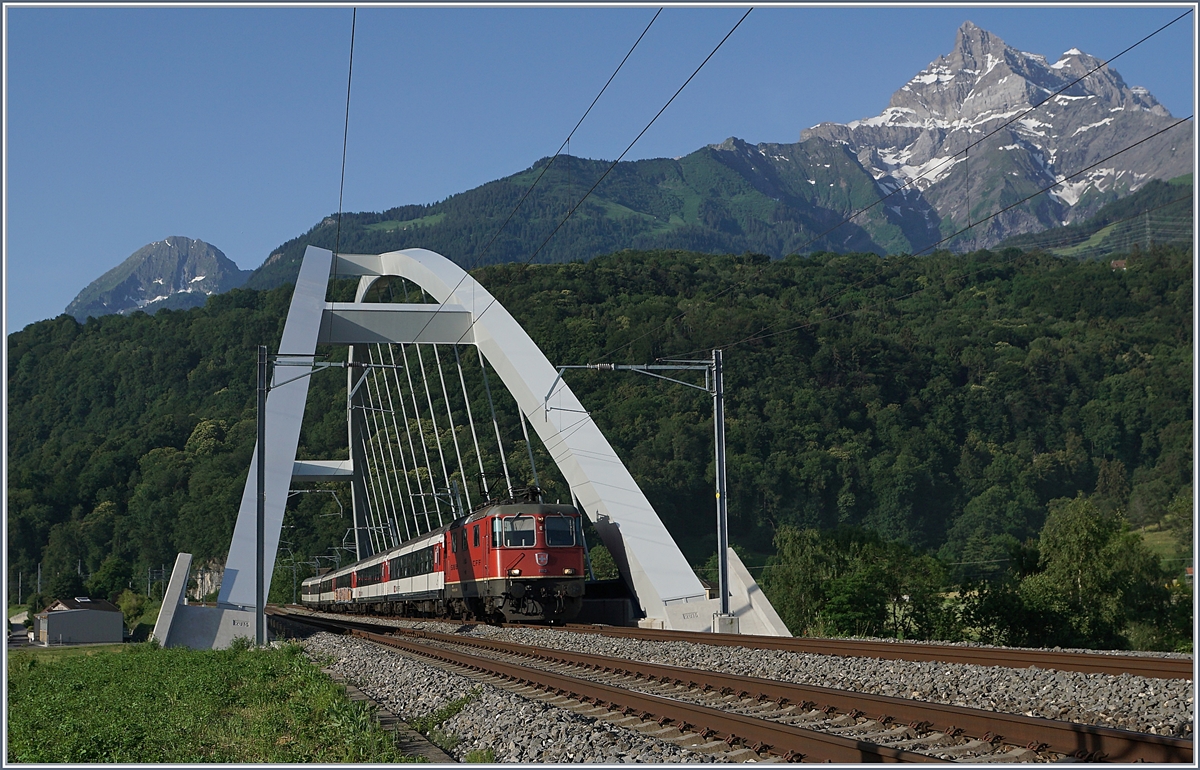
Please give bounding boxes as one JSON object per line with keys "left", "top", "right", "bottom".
{"left": 300, "top": 491, "right": 587, "bottom": 623}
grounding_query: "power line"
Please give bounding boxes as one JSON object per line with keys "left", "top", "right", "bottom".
{"left": 333, "top": 7, "right": 357, "bottom": 272}
{"left": 592, "top": 9, "right": 1193, "bottom": 363}
{"left": 910, "top": 118, "right": 1194, "bottom": 259}
{"left": 719, "top": 116, "right": 1193, "bottom": 351}
{"left": 1000, "top": 193, "right": 1193, "bottom": 254}
{"left": 457, "top": 8, "right": 754, "bottom": 345}
{"left": 519, "top": 117, "right": 1194, "bottom": 449}
{"left": 796, "top": 8, "right": 1195, "bottom": 257}
{"left": 399, "top": 8, "right": 664, "bottom": 343}
{"left": 463, "top": 8, "right": 664, "bottom": 274}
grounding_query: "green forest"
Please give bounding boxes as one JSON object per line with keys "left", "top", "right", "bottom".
{"left": 8, "top": 243, "right": 1192, "bottom": 650}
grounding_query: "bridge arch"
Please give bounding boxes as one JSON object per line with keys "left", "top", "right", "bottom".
{"left": 209, "top": 246, "right": 787, "bottom": 636}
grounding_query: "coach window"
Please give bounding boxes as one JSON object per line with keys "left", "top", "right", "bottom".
{"left": 503, "top": 515, "right": 536, "bottom": 547}
{"left": 545, "top": 514, "right": 576, "bottom": 546}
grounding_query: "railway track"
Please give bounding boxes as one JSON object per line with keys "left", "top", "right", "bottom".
{"left": 542, "top": 623, "right": 1195, "bottom": 681}
{"left": 273, "top": 608, "right": 1193, "bottom": 763}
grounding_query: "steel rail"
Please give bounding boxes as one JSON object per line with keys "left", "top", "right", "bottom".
{"left": 383, "top": 619, "right": 1195, "bottom": 763}
{"left": 273, "top": 609, "right": 1193, "bottom": 763}
{"left": 352, "top": 628, "right": 948, "bottom": 762}
{"left": 550, "top": 623, "right": 1195, "bottom": 681}
{"left": 274, "top": 609, "right": 943, "bottom": 761}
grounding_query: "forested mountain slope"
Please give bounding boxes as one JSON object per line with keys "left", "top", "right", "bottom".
{"left": 9, "top": 246, "right": 1191, "bottom": 592}
{"left": 244, "top": 22, "right": 1191, "bottom": 293}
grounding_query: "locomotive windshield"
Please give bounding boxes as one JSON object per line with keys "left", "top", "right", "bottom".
{"left": 502, "top": 515, "right": 536, "bottom": 547}
{"left": 544, "top": 514, "right": 577, "bottom": 546}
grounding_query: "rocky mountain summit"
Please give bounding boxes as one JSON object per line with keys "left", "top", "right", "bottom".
{"left": 801, "top": 21, "right": 1191, "bottom": 249}
{"left": 66, "top": 236, "right": 251, "bottom": 321}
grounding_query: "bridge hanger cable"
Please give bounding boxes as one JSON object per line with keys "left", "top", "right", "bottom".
{"left": 591, "top": 7, "right": 1193, "bottom": 364}
{"left": 478, "top": 347, "right": 514, "bottom": 497}
{"left": 367, "top": 351, "right": 406, "bottom": 546}
{"left": 434, "top": 346, "right": 473, "bottom": 511}
{"left": 455, "top": 345, "right": 491, "bottom": 500}
{"left": 386, "top": 343, "right": 434, "bottom": 532}
{"left": 367, "top": 356, "right": 397, "bottom": 552}
{"left": 399, "top": 343, "right": 442, "bottom": 523}
{"left": 374, "top": 344, "right": 415, "bottom": 542}
{"left": 414, "top": 345, "right": 454, "bottom": 513}
{"left": 454, "top": 8, "right": 754, "bottom": 347}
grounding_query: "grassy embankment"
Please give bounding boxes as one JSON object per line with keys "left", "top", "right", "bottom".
{"left": 6, "top": 641, "right": 419, "bottom": 763}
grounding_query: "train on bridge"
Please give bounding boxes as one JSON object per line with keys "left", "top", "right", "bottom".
{"left": 300, "top": 497, "right": 587, "bottom": 623}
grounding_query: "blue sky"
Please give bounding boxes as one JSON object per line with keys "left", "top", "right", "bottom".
{"left": 4, "top": 4, "right": 1195, "bottom": 331}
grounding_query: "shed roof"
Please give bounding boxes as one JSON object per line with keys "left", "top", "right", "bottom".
{"left": 47, "top": 597, "right": 121, "bottom": 613}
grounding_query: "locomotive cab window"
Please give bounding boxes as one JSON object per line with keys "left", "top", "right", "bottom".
{"left": 502, "top": 515, "right": 536, "bottom": 547}
{"left": 473, "top": 524, "right": 480, "bottom": 548}
{"left": 545, "top": 514, "right": 577, "bottom": 546}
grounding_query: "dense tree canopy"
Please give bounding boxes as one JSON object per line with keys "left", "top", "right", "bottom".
{"left": 7, "top": 244, "right": 1192, "bottom": 649}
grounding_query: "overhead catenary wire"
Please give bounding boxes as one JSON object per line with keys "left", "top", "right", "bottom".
{"left": 462, "top": 8, "right": 663, "bottom": 274}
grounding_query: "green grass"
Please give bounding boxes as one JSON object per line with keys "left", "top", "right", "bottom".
{"left": 13, "top": 644, "right": 128, "bottom": 663}
{"left": 1139, "top": 525, "right": 1186, "bottom": 562}
{"left": 410, "top": 687, "right": 481, "bottom": 754}
{"left": 7, "top": 641, "right": 420, "bottom": 763}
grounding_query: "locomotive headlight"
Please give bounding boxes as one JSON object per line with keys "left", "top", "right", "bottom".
{"left": 563, "top": 568, "right": 576, "bottom": 575}
{"left": 507, "top": 569, "right": 522, "bottom": 576}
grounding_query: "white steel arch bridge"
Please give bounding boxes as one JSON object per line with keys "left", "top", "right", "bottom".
{"left": 155, "top": 246, "right": 787, "bottom": 648}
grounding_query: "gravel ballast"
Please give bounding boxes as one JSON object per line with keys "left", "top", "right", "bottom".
{"left": 302, "top": 615, "right": 1194, "bottom": 741}
{"left": 302, "top": 631, "right": 723, "bottom": 763}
